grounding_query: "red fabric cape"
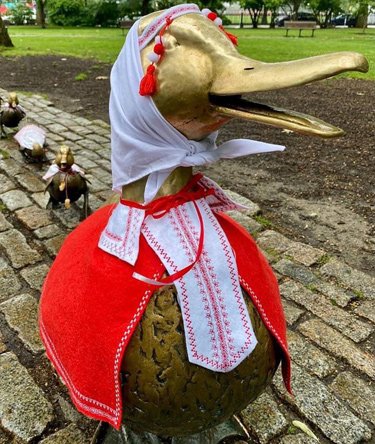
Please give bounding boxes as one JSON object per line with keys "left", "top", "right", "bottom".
{"left": 39, "top": 205, "right": 291, "bottom": 429}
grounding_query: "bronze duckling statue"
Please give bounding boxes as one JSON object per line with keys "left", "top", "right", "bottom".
{"left": 39, "top": 5, "right": 369, "bottom": 444}
{"left": 43, "top": 145, "right": 90, "bottom": 218}
{"left": 14, "top": 124, "right": 49, "bottom": 163}
{"left": 0, "top": 92, "right": 26, "bottom": 138}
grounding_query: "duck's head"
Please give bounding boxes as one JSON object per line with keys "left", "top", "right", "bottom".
{"left": 55, "top": 145, "right": 74, "bottom": 169}
{"left": 31, "top": 142, "right": 44, "bottom": 158}
{"left": 8, "top": 92, "right": 19, "bottom": 108}
{"left": 139, "top": 11, "right": 368, "bottom": 141}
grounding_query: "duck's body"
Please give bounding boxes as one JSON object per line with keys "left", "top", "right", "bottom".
{"left": 39, "top": 4, "right": 368, "bottom": 443}
{"left": 44, "top": 146, "right": 90, "bottom": 218}
{"left": 0, "top": 93, "right": 26, "bottom": 138}
{"left": 15, "top": 124, "right": 49, "bottom": 163}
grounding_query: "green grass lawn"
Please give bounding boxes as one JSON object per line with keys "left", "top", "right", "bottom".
{"left": 1, "top": 26, "right": 374, "bottom": 79}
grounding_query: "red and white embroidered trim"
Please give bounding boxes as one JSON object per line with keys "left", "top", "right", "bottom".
{"left": 98, "top": 175, "right": 257, "bottom": 372}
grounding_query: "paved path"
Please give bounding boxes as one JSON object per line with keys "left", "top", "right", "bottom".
{"left": 0, "top": 90, "right": 374, "bottom": 443}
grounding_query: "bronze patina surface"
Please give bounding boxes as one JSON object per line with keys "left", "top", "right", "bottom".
{"left": 113, "top": 8, "right": 369, "bottom": 440}
{"left": 0, "top": 92, "right": 26, "bottom": 138}
{"left": 122, "top": 285, "right": 278, "bottom": 437}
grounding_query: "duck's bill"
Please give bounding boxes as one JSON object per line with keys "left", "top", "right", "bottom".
{"left": 210, "top": 94, "right": 344, "bottom": 138}
{"left": 209, "top": 51, "right": 369, "bottom": 138}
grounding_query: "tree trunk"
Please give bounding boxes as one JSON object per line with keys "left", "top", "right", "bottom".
{"left": 36, "top": 0, "right": 46, "bottom": 28}
{"left": 261, "top": 8, "right": 268, "bottom": 25}
{"left": 356, "top": 2, "right": 368, "bottom": 28}
{"left": 141, "top": 0, "right": 150, "bottom": 16}
{"left": 0, "top": 16, "right": 13, "bottom": 47}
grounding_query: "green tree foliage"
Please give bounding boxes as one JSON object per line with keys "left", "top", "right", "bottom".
{"left": 309, "top": 0, "right": 342, "bottom": 26}
{"left": 9, "top": 3, "right": 34, "bottom": 25}
{"left": 264, "top": 0, "right": 284, "bottom": 27}
{"left": 240, "top": 0, "right": 265, "bottom": 27}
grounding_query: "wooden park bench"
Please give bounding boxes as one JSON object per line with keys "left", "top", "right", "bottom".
{"left": 120, "top": 20, "right": 135, "bottom": 35}
{"left": 284, "top": 21, "right": 317, "bottom": 37}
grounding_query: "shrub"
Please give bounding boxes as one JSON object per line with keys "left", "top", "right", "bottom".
{"left": 9, "top": 3, "right": 34, "bottom": 25}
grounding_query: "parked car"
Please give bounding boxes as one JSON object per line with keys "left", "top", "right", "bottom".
{"left": 276, "top": 12, "right": 316, "bottom": 27}
{"left": 330, "top": 14, "right": 357, "bottom": 27}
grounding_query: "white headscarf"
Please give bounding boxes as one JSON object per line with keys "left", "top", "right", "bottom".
{"left": 110, "top": 4, "right": 285, "bottom": 203}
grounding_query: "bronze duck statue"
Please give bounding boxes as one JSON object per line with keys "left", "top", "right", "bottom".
{"left": 14, "top": 124, "right": 49, "bottom": 163}
{"left": 38, "top": 5, "right": 368, "bottom": 444}
{"left": 0, "top": 92, "right": 26, "bottom": 138}
{"left": 43, "top": 145, "right": 90, "bottom": 218}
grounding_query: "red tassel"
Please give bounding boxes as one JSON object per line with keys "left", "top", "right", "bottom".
{"left": 219, "top": 25, "right": 238, "bottom": 46}
{"left": 139, "top": 64, "right": 157, "bottom": 96}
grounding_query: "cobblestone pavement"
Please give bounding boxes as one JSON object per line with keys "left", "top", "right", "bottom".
{"left": 0, "top": 89, "right": 374, "bottom": 443}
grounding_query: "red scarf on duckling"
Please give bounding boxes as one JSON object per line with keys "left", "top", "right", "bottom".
{"left": 39, "top": 180, "right": 291, "bottom": 430}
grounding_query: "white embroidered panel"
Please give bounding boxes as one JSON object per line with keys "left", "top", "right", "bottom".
{"left": 98, "top": 203, "right": 145, "bottom": 265}
{"left": 142, "top": 199, "right": 257, "bottom": 372}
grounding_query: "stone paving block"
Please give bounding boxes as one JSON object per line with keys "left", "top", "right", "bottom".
{"left": 59, "top": 131, "right": 83, "bottom": 142}
{"left": 0, "top": 189, "right": 32, "bottom": 211}
{"left": 0, "top": 229, "right": 42, "bottom": 269}
{"left": 282, "top": 300, "right": 304, "bottom": 326}
{"left": 40, "top": 424, "right": 88, "bottom": 444}
{"left": 15, "top": 205, "right": 53, "bottom": 230}
{"left": 44, "top": 234, "right": 66, "bottom": 257}
{"left": 86, "top": 167, "right": 111, "bottom": 181}
{"left": 95, "top": 159, "right": 112, "bottom": 173}
{"left": 330, "top": 371, "right": 375, "bottom": 426}
{"left": 274, "top": 259, "right": 319, "bottom": 286}
{"left": 47, "top": 133, "right": 65, "bottom": 142}
{"left": 34, "top": 224, "right": 61, "bottom": 240}
{"left": 21, "top": 263, "right": 50, "bottom": 291}
{"left": 0, "top": 158, "right": 24, "bottom": 176}
{"left": 273, "top": 364, "right": 372, "bottom": 444}
{"left": 353, "top": 300, "right": 375, "bottom": 324}
{"left": 53, "top": 207, "right": 81, "bottom": 229}
{"left": 223, "top": 190, "right": 260, "bottom": 216}
{"left": 0, "top": 257, "right": 22, "bottom": 301}
{"left": 320, "top": 259, "right": 375, "bottom": 299}
{"left": 226, "top": 211, "right": 262, "bottom": 235}
{"left": 41, "top": 425, "right": 88, "bottom": 443}
{"left": 0, "top": 213, "right": 11, "bottom": 232}
{"left": 15, "top": 172, "right": 45, "bottom": 193}
{"left": 32, "top": 191, "right": 50, "bottom": 209}
{"left": 257, "top": 230, "right": 295, "bottom": 254}
{"left": 90, "top": 119, "right": 110, "bottom": 129}
{"left": 280, "top": 280, "right": 373, "bottom": 342}
{"left": 279, "top": 433, "right": 318, "bottom": 444}
{"left": 298, "top": 318, "right": 375, "bottom": 379}
{"left": 0, "top": 294, "right": 44, "bottom": 353}
{"left": 241, "top": 392, "right": 288, "bottom": 443}
{"left": 85, "top": 133, "right": 109, "bottom": 144}
{"left": 73, "top": 155, "right": 97, "bottom": 170}
{"left": 77, "top": 139, "right": 103, "bottom": 151}
{"left": 0, "top": 331, "right": 7, "bottom": 353}
{"left": 287, "top": 330, "right": 337, "bottom": 378}
{"left": 70, "top": 125, "right": 93, "bottom": 136}
{"left": 57, "top": 395, "right": 83, "bottom": 423}
{"left": 88, "top": 195, "right": 104, "bottom": 212}
{"left": 0, "top": 352, "right": 53, "bottom": 441}
{"left": 86, "top": 175, "right": 107, "bottom": 193}
{"left": 46, "top": 123, "right": 68, "bottom": 133}
{"left": 80, "top": 150, "right": 102, "bottom": 162}
{"left": 0, "top": 173, "right": 16, "bottom": 194}
{"left": 284, "top": 242, "right": 325, "bottom": 267}
{"left": 311, "top": 280, "right": 355, "bottom": 308}
{"left": 73, "top": 116, "right": 92, "bottom": 126}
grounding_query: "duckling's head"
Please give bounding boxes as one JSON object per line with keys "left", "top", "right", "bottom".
{"left": 139, "top": 11, "right": 368, "bottom": 140}
{"left": 55, "top": 145, "right": 74, "bottom": 168}
{"left": 8, "top": 92, "right": 19, "bottom": 108}
{"left": 31, "top": 142, "right": 44, "bottom": 158}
